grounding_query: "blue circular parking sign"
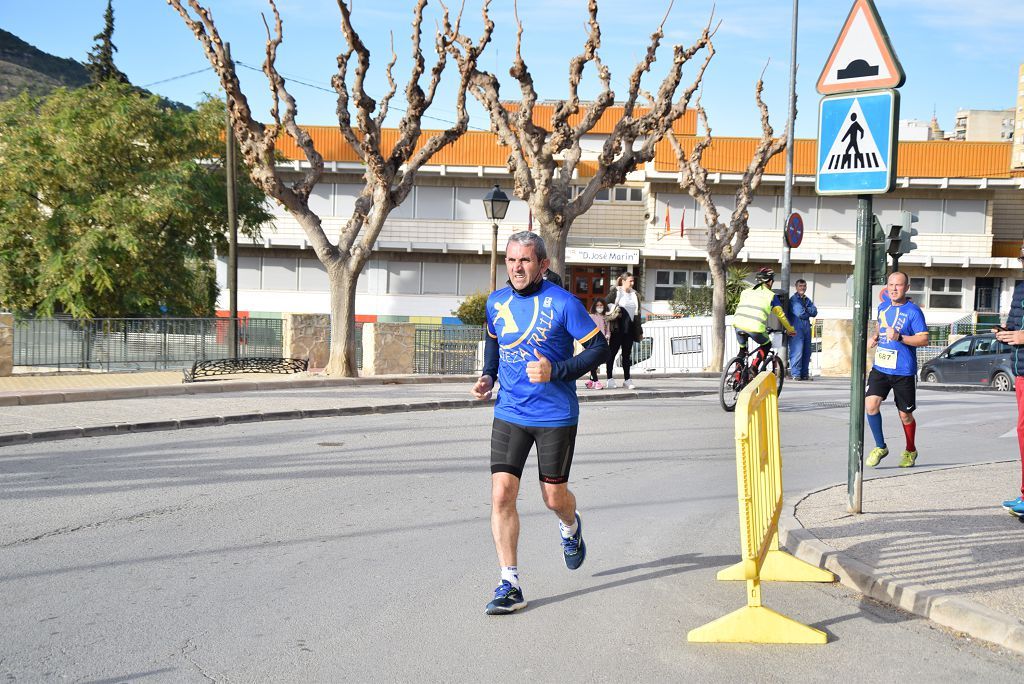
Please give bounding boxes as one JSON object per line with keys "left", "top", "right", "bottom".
{"left": 785, "top": 212, "right": 804, "bottom": 249}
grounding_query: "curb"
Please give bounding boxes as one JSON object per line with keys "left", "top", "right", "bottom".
{"left": 0, "top": 374, "right": 477, "bottom": 407}
{"left": 778, "top": 490, "right": 1024, "bottom": 655}
{"left": 0, "top": 388, "right": 714, "bottom": 448}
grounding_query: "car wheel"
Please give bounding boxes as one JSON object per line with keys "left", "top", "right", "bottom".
{"left": 923, "top": 370, "right": 938, "bottom": 384}
{"left": 992, "top": 371, "right": 1013, "bottom": 392}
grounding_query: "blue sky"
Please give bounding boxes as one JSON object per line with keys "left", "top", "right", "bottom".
{"left": 3, "top": 1, "right": 1021, "bottom": 139}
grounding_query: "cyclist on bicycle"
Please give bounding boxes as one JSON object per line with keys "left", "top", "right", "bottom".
{"left": 733, "top": 268, "right": 796, "bottom": 373}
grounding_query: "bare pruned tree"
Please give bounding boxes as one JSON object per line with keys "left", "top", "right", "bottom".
{"left": 447, "top": 0, "right": 715, "bottom": 275}
{"left": 667, "top": 77, "right": 789, "bottom": 371}
{"left": 167, "top": 0, "right": 484, "bottom": 375}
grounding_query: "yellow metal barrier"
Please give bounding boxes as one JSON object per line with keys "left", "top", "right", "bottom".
{"left": 688, "top": 371, "right": 835, "bottom": 644}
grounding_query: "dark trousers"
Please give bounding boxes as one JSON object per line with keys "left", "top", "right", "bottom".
{"left": 789, "top": 326, "right": 812, "bottom": 379}
{"left": 607, "top": 316, "right": 635, "bottom": 380}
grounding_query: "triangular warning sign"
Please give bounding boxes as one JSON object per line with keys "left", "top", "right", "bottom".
{"left": 817, "top": 0, "right": 905, "bottom": 95}
{"left": 819, "top": 99, "right": 887, "bottom": 174}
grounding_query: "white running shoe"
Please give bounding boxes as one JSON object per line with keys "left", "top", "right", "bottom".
{"left": 624, "top": 380, "right": 636, "bottom": 389}
{"left": 605, "top": 378, "right": 617, "bottom": 389}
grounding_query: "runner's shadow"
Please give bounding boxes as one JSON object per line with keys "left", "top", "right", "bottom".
{"left": 528, "top": 553, "right": 735, "bottom": 610}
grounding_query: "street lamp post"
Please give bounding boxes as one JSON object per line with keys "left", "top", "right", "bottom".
{"left": 481, "top": 184, "right": 510, "bottom": 291}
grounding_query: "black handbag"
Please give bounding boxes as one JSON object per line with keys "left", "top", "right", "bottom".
{"left": 633, "top": 317, "right": 644, "bottom": 341}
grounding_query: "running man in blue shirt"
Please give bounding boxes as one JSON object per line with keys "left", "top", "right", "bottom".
{"left": 471, "top": 231, "right": 608, "bottom": 614}
{"left": 865, "top": 271, "right": 930, "bottom": 468}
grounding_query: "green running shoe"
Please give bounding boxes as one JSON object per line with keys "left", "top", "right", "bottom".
{"left": 899, "top": 450, "right": 918, "bottom": 468}
{"left": 866, "top": 447, "right": 888, "bottom": 467}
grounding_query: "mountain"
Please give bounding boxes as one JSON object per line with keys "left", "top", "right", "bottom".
{"left": 0, "top": 28, "right": 190, "bottom": 111}
{"left": 0, "top": 28, "right": 90, "bottom": 101}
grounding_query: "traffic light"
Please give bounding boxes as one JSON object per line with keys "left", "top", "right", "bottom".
{"left": 898, "top": 210, "right": 919, "bottom": 255}
{"left": 870, "top": 216, "right": 887, "bottom": 285}
{"left": 885, "top": 225, "right": 902, "bottom": 257}
{"left": 886, "top": 211, "right": 919, "bottom": 270}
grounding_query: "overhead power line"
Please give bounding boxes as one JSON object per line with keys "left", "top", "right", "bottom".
{"left": 141, "top": 67, "right": 212, "bottom": 88}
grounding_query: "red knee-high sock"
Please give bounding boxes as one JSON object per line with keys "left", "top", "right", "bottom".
{"left": 902, "top": 420, "right": 917, "bottom": 452}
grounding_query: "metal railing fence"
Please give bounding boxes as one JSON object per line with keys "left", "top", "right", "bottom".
{"left": 13, "top": 317, "right": 283, "bottom": 371}
{"left": 413, "top": 324, "right": 485, "bottom": 374}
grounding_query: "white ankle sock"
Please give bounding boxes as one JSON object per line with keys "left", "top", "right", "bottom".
{"left": 559, "top": 516, "right": 578, "bottom": 539}
{"left": 500, "top": 566, "right": 519, "bottom": 587}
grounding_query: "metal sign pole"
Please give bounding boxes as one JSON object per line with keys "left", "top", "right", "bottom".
{"left": 780, "top": 0, "right": 799, "bottom": 370}
{"left": 847, "top": 194, "right": 873, "bottom": 513}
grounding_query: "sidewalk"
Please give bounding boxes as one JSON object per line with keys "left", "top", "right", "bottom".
{"left": 781, "top": 461, "right": 1024, "bottom": 654}
{"left": 0, "top": 372, "right": 719, "bottom": 444}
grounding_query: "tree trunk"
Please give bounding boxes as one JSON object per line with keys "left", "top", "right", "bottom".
{"left": 538, "top": 216, "right": 573, "bottom": 277}
{"left": 325, "top": 264, "right": 358, "bottom": 376}
{"left": 708, "top": 255, "right": 728, "bottom": 372}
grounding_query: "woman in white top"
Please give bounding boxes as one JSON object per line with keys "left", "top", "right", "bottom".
{"left": 604, "top": 272, "right": 642, "bottom": 389}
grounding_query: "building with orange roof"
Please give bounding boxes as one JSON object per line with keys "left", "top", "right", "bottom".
{"left": 221, "top": 121, "right": 1024, "bottom": 331}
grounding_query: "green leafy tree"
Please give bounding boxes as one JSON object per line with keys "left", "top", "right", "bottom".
{"left": 452, "top": 292, "right": 489, "bottom": 326}
{"left": 670, "top": 266, "right": 749, "bottom": 317}
{"left": 85, "top": 0, "right": 129, "bottom": 85}
{"left": 0, "top": 82, "right": 269, "bottom": 317}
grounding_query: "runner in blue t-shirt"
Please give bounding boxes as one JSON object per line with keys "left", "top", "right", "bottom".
{"left": 865, "top": 271, "right": 930, "bottom": 469}
{"left": 471, "top": 231, "right": 607, "bottom": 615}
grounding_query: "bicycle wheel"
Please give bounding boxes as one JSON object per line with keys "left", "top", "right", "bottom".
{"left": 719, "top": 357, "right": 746, "bottom": 412}
{"left": 771, "top": 355, "right": 785, "bottom": 397}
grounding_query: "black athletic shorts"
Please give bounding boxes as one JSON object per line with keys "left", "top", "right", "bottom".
{"left": 736, "top": 330, "right": 771, "bottom": 352}
{"left": 866, "top": 368, "right": 917, "bottom": 413}
{"left": 490, "top": 418, "right": 578, "bottom": 484}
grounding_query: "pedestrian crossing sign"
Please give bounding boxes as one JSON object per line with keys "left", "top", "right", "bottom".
{"left": 815, "top": 89, "right": 898, "bottom": 195}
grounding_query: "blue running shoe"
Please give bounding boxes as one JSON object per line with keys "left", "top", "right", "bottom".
{"left": 561, "top": 512, "right": 586, "bottom": 570}
{"left": 1010, "top": 501, "right": 1024, "bottom": 518}
{"left": 1002, "top": 497, "right": 1024, "bottom": 510}
{"left": 485, "top": 581, "right": 527, "bottom": 615}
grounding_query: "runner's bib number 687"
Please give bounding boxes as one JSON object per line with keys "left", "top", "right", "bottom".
{"left": 874, "top": 347, "right": 897, "bottom": 370}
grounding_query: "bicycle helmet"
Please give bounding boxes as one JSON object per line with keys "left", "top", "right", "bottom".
{"left": 755, "top": 267, "right": 775, "bottom": 284}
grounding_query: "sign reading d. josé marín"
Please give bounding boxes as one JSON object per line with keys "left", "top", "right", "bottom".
{"left": 816, "top": 89, "right": 898, "bottom": 195}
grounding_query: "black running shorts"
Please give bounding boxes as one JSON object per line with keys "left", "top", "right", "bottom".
{"left": 866, "top": 368, "right": 917, "bottom": 413}
{"left": 490, "top": 418, "right": 578, "bottom": 484}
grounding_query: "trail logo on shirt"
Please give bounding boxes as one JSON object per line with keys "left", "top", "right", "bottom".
{"left": 543, "top": 297, "right": 552, "bottom": 308}
{"left": 493, "top": 296, "right": 519, "bottom": 335}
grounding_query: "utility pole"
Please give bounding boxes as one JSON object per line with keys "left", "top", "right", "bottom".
{"left": 225, "top": 43, "right": 239, "bottom": 360}
{"left": 779, "top": 0, "right": 799, "bottom": 367}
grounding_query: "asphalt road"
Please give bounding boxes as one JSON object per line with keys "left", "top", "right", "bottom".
{"left": 2, "top": 380, "right": 1022, "bottom": 681}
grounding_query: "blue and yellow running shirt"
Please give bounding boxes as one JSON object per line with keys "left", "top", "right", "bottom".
{"left": 486, "top": 280, "right": 600, "bottom": 427}
{"left": 874, "top": 298, "right": 927, "bottom": 377}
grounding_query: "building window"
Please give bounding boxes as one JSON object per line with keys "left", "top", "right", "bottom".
{"left": 262, "top": 257, "right": 298, "bottom": 290}
{"left": 928, "top": 278, "right": 963, "bottom": 309}
{"left": 387, "top": 262, "right": 422, "bottom": 294}
{"left": 595, "top": 188, "right": 610, "bottom": 202}
{"left": 298, "top": 259, "right": 329, "bottom": 292}
{"left": 691, "top": 271, "right": 710, "bottom": 288}
{"left": 458, "top": 263, "right": 490, "bottom": 295}
{"left": 613, "top": 187, "right": 644, "bottom": 202}
{"left": 654, "top": 270, "right": 688, "bottom": 300}
{"left": 422, "top": 262, "right": 457, "bottom": 295}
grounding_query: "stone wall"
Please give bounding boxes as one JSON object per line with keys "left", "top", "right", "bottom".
{"left": 0, "top": 313, "right": 12, "bottom": 377}
{"left": 283, "top": 313, "right": 331, "bottom": 370}
{"left": 819, "top": 318, "right": 877, "bottom": 378}
{"left": 361, "top": 322, "right": 415, "bottom": 376}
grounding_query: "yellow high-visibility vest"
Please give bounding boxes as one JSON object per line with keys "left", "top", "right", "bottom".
{"left": 734, "top": 286, "right": 775, "bottom": 334}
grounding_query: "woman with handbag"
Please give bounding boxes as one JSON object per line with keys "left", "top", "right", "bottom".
{"left": 604, "top": 272, "right": 643, "bottom": 389}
